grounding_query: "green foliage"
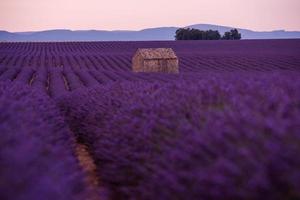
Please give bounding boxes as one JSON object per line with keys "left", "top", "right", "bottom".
{"left": 175, "top": 28, "right": 241, "bottom": 40}
{"left": 222, "top": 29, "right": 242, "bottom": 40}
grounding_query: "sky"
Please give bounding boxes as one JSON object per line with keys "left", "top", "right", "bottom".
{"left": 0, "top": 0, "right": 299, "bottom": 32}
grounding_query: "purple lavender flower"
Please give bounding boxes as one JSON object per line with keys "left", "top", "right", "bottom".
{"left": 59, "top": 72, "right": 300, "bottom": 200}
{"left": 0, "top": 81, "right": 89, "bottom": 200}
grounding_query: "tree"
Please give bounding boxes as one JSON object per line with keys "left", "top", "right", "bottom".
{"left": 175, "top": 28, "right": 222, "bottom": 40}
{"left": 222, "top": 29, "right": 241, "bottom": 40}
{"left": 231, "top": 29, "right": 241, "bottom": 40}
{"left": 222, "top": 31, "right": 231, "bottom": 40}
{"left": 206, "top": 30, "right": 221, "bottom": 40}
{"left": 175, "top": 28, "right": 185, "bottom": 40}
{"left": 175, "top": 28, "right": 241, "bottom": 40}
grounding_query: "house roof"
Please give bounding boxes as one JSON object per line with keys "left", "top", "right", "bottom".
{"left": 135, "top": 48, "right": 177, "bottom": 59}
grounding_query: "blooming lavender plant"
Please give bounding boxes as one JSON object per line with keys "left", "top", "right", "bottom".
{"left": 0, "top": 82, "right": 88, "bottom": 200}
{"left": 0, "top": 40, "right": 299, "bottom": 200}
{"left": 59, "top": 72, "right": 300, "bottom": 200}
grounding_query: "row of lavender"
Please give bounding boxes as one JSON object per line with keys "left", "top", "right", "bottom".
{"left": 0, "top": 63, "right": 206, "bottom": 98}
{"left": 0, "top": 82, "right": 92, "bottom": 200}
{"left": 0, "top": 40, "right": 300, "bottom": 72}
{"left": 0, "top": 40, "right": 300, "bottom": 98}
{"left": 1, "top": 53, "right": 297, "bottom": 73}
{"left": 5, "top": 63, "right": 293, "bottom": 99}
{"left": 1, "top": 40, "right": 300, "bottom": 199}
{"left": 1, "top": 40, "right": 300, "bottom": 55}
{"left": 58, "top": 72, "right": 300, "bottom": 199}
{"left": 2, "top": 71, "right": 300, "bottom": 200}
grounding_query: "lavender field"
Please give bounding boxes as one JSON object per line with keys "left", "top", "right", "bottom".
{"left": 1, "top": 40, "right": 300, "bottom": 200}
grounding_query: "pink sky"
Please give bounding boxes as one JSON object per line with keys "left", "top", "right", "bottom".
{"left": 0, "top": 0, "right": 299, "bottom": 32}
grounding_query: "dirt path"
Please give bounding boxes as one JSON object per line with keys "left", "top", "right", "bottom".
{"left": 75, "top": 143, "right": 110, "bottom": 200}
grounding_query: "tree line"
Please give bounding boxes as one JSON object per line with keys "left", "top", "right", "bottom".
{"left": 175, "top": 28, "right": 241, "bottom": 40}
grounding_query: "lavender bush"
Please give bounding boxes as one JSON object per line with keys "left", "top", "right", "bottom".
{"left": 1, "top": 40, "right": 300, "bottom": 95}
{"left": 59, "top": 72, "right": 300, "bottom": 200}
{"left": 0, "top": 81, "right": 88, "bottom": 200}
{"left": 0, "top": 40, "right": 299, "bottom": 200}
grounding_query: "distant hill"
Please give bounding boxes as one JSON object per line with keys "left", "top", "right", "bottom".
{"left": 1, "top": 24, "right": 300, "bottom": 41}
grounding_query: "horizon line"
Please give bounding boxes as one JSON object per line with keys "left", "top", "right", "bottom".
{"left": 2, "top": 23, "right": 300, "bottom": 33}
